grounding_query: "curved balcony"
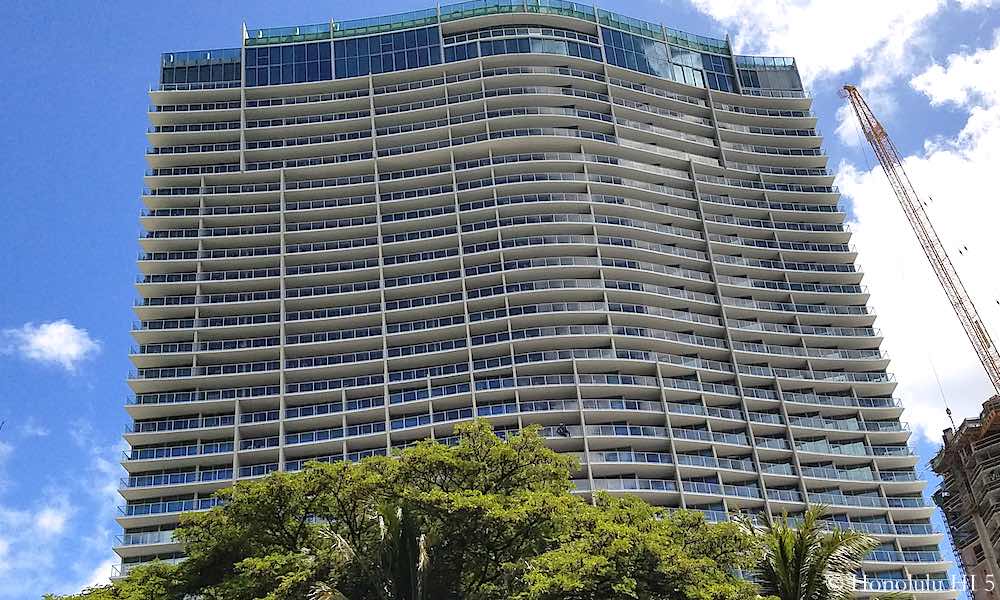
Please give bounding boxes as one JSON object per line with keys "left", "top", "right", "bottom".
{"left": 117, "top": 497, "right": 222, "bottom": 527}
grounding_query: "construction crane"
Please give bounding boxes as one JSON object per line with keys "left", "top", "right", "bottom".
{"left": 841, "top": 84, "right": 1000, "bottom": 397}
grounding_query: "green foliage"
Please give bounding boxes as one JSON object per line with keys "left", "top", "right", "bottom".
{"left": 738, "top": 505, "right": 879, "bottom": 600}
{"left": 50, "top": 420, "right": 760, "bottom": 600}
{"left": 516, "top": 494, "right": 760, "bottom": 600}
{"left": 44, "top": 561, "right": 181, "bottom": 600}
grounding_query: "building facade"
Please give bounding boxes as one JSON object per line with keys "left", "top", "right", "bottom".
{"left": 933, "top": 396, "right": 1000, "bottom": 600}
{"left": 121, "top": 1, "right": 954, "bottom": 595}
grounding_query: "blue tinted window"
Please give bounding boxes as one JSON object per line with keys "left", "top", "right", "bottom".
{"left": 701, "top": 52, "right": 736, "bottom": 91}
{"left": 739, "top": 69, "right": 761, "bottom": 88}
{"left": 601, "top": 27, "right": 671, "bottom": 79}
{"left": 604, "top": 27, "right": 721, "bottom": 86}
{"left": 333, "top": 26, "right": 441, "bottom": 78}
{"left": 163, "top": 54, "right": 241, "bottom": 86}
{"left": 245, "top": 42, "right": 332, "bottom": 86}
{"left": 448, "top": 36, "right": 600, "bottom": 63}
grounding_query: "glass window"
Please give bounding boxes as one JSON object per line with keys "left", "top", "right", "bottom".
{"left": 332, "top": 26, "right": 441, "bottom": 78}
{"left": 245, "top": 41, "right": 331, "bottom": 86}
{"left": 247, "top": 42, "right": 332, "bottom": 86}
{"left": 602, "top": 26, "right": 672, "bottom": 77}
{"left": 701, "top": 52, "right": 737, "bottom": 91}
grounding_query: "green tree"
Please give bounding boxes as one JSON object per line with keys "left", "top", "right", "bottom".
{"left": 516, "top": 494, "right": 760, "bottom": 600}
{"left": 43, "top": 562, "right": 181, "bottom": 600}
{"left": 49, "top": 420, "right": 760, "bottom": 600}
{"left": 738, "top": 505, "right": 878, "bottom": 600}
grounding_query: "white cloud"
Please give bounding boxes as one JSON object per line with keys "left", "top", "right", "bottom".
{"left": 72, "top": 557, "right": 115, "bottom": 593}
{"left": 19, "top": 417, "right": 50, "bottom": 438}
{"left": 0, "top": 442, "right": 11, "bottom": 492}
{"left": 35, "top": 505, "right": 70, "bottom": 536}
{"left": 686, "top": 0, "right": 945, "bottom": 87}
{"left": 911, "top": 30, "right": 1000, "bottom": 107}
{"left": 0, "top": 428, "right": 124, "bottom": 598}
{"left": 1, "top": 319, "right": 100, "bottom": 372}
{"left": 837, "top": 29, "right": 1000, "bottom": 442}
{"left": 684, "top": 0, "right": 991, "bottom": 145}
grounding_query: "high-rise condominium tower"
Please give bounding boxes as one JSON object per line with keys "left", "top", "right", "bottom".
{"left": 120, "top": 2, "right": 955, "bottom": 595}
{"left": 933, "top": 396, "right": 1000, "bottom": 600}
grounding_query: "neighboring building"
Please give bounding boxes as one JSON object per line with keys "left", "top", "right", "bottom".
{"left": 120, "top": 2, "right": 954, "bottom": 595}
{"left": 933, "top": 396, "right": 1000, "bottom": 600}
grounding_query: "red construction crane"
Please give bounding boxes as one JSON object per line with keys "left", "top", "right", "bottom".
{"left": 841, "top": 84, "right": 1000, "bottom": 396}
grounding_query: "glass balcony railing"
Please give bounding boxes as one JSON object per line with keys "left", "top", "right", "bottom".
{"left": 866, "top": 550, "right": 944, "bottom": 563}
{"left": 766, "top": 488, "right": 804, "bottom": 502}
{"left": 284, "top": 448, "right": 388, "bottom": 471}
{"left": 590, "top": 450, "right": 673, "bottom": 464}
{"left": 759, "top": 462, "right": 795, "bottom": 476}
{"left": 673, "top": 428, "right": 749, "bottom": 446}
{"left": 114, "top": 557, "right": 185, "bottom": 577}
{"left": 127, "top": 415, "right": 235, "bottom": 433}
{"left": 119, "top": 497, "right": 222, "bottom": 517}
{"left": 798, "top": 465, "right": 874, "bottom": 481}
{"left": 588, "top": 478, "right": 679, "bottom": 492}
{"left": 245, "top": 89, "right": 369, "bottom": 109}
{"left": 121, "top": 468, "right": 232, "bottom": 489}
{"left": 714, "top": 254, "right": 858, "bottom": 275}
{"left": 786, "top": 517, "right": 936, "bottom": 537}
{"left": 720, "top": 141, "right": 821, "bottom": 157}
{"left": 796, "top": 443, "right": 912, "bottom": 458}
{"left": 700, "top": 192, "right": 842, "bottom": 214}
{"left": 714, "top": 121, "right": 818, "bottom": 138}
{"left": 126, "top": 440, "right": 235, "bottom": 461}
{"left": 713, "top": 103, "right": 812, "bottom": 119}
{"left": 676, "top": 454, "right": 755, "bottom": 472}
{"left": 245, "top": 22, "right": 331, "bottom": 45}
{"left": 781, "top": 391, "right": 900, "bottom": 409}
{"left": 684, "top": 480, "right": 762, "bottom": 499}
{"left": 732, "top": 341, "right": 881, "bottom": 361}
{"left": 739, "top": 365, "right": 894, "bottom": 385}
{"left": 754, "top": 437, "right": 790, "bottom": 450}
{"left": 116, "top": 530, "right": 177, "bottom": 547}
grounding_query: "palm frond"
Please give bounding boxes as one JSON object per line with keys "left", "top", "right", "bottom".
{"left": 309, "top": 581, "right": 349, "bottom": 600}
{"left": 741, "top": 505, "right": 878, "bottom": 600}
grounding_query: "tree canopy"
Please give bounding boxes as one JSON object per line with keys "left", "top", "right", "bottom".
{"left": 50, "top": 420, "right": 761, "bottom": 600}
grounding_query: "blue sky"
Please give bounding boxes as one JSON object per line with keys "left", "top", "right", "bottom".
{"left": 1, "top": 0, "right": 998, "bottom": 597}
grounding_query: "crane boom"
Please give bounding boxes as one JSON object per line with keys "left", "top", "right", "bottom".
{"left": 842, "top": 84, "right": 1000, "bottom": 395}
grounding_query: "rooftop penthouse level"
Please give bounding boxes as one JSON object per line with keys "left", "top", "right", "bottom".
{"left": 160, "top": 0, "right": 801, "bottom": 96}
